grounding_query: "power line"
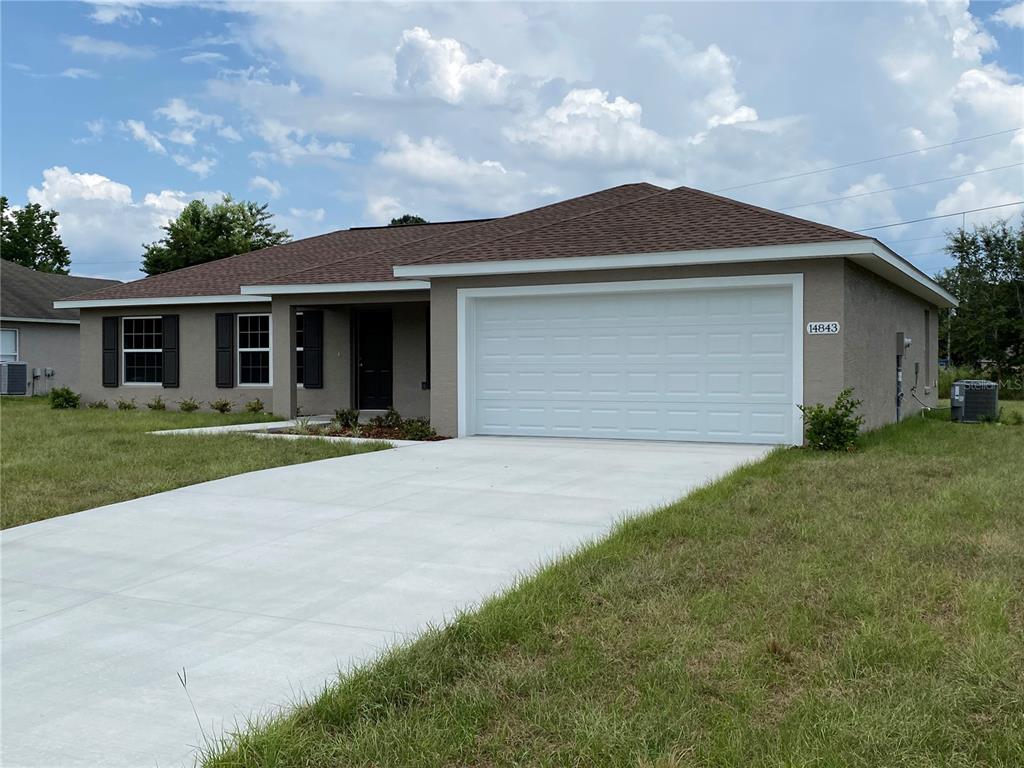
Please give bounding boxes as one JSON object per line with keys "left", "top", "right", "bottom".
{"left": 712, "top": 126, "right": 1022, "bottom": 193}
{"left": 855, "top": 201, "right": 1024, "bottom": 232}
{"left": 778, "top": 163, "right": 1024, "bottom": 211}
{"left": 880, "top": 233, "right": 948, "bottom": 245}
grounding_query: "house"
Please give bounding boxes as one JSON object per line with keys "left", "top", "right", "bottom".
{"left": 55, "top": 184, "right": 956, "bottom": 444}
{"left": 1, "top": 260, "right": 120, "bottom": 394}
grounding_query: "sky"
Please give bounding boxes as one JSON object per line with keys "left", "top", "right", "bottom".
{"left": 1, "top": 0, "right": 1022, "bottom": 281}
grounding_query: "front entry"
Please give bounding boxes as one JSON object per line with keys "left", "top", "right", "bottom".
{"left": 354, "top": 308, "right": 393, "bottom": 409}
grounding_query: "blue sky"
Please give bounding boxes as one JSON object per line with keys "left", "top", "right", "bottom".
{"left": 2, "top": 0, "right": 1022, "bottom": 280}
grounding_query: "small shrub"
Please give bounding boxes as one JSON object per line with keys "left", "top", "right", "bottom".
{"left": 400, "top": 417, "right": 436, "bottom": 441}
{"left": 292, "top": 416, "right": 323, "bottom": 436}
{"left": 370, "top": 407, "right": 402, "bottom": 429}
{"left": 146, "top": 395, "right": 166, "bottom": 411}
{"left": 799, "top": 387, "right": 864, "bottom": 451}
{"left": 209, "top": 398, "right": 232, "bottom": 414}
{"left": 1002, "top": 409, "right": 1024, "bottom": 426}
{"left": 48, "top": 387, "right": 81, "bottom": 409}
{"left": 115, "top": 397, "right": 137, "bottom": 411}
{"left": 334, "top": 408, "right": 360, "bottom": 429}
{"left": 244, "top": 398, "right": 265, "bottom": 414}
{"left": 87, "top": 400, "right": 108, "bottom": 410}
{"left": 178, "top": 397, "right": 200, "bottom": 412}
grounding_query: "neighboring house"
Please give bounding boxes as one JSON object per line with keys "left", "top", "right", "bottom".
{"left": 1, "top": 260, "right": 120, "bottom": 394}
{"left": 56, "top": 184, "right": 956, "bottom": 444}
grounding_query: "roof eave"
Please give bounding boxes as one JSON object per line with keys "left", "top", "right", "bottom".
{"left": 53, "top": 294, "right": 271, "bottom": 310}
{"left": 392, "top": 240, "right": 957, "bottom": 309}
{"left": 239, "top": 281, "right": 430, "bottom": 295}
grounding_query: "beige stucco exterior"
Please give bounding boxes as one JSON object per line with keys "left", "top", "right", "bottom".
{"left": 76, "top": 257, "right": 940, "bottom": 438}
{"left": 0, "top": 320, "right": 82, "bottom": 394}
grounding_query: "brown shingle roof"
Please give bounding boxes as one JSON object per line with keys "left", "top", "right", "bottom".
{"left": 63, "top": 183, "right": 871, "bottom": 302}
{"left": 62, "top": 220, "right": 484, "bottom": 301}
{"left": 401, "top": 185, "right": 868, "bottom": 268}
{"left": 258, "top": 183, "right": 666, "bottom": 286}
{"left": 1, "top": 261, "right": 120, "bottom": 320}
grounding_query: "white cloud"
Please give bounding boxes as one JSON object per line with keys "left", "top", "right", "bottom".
{"left": 248, "top": 176, "right": 284, "bottom": 199}
{"left": 993, "top": 1, "right": 1024, "bottom": 28}
{"left": 153, "top": 97, "right": 242, "bottom": 143}
{"left": 288, "top": 207, "right": 325, "bottom": 223}
{"left": 72, "top": 119, "right": 106, "bottom": 145}
{"left": 165, "top": 127, "right": 195, "bottom": 146}
{"left": 394, "top": 26, "right": 513, "bottom": 105}
{"left": 952, "top": 66, "right": 1024, "bottom": 124}
{"left": 217, "top": 125, "right": 242, "bottom": 142}
{"left": 249, "top": 118, "right": 352, "bottom": 166}
{"left": 181, "top": 51, "right": 228, "bottom": 65}
{"left": 60, "top": 34, "right": 153, "bottom": 59}
{"left": 25, "top": 166, "right": 194, "bottom": 278}
{"left": 88, "top": 3, "right": 142, "bottom": 26}
{"left": 121, "top": 119, "right": 166, "bottom": 154}
{"left": 365, "top": 194, "right": 404, "bottom": 224}
{"left": 506, "top": 89, "right": 671, "bottom": 167}
{"left": 60, "top": 67, "right": 99, "bottom": 80}
{"left": 172, "top": 154, "right": 217, "bottom": 177}
{"left": 377, "top": 134, "right": 518, "bottom": 186}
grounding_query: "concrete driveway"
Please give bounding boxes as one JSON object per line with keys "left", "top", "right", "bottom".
{"left": 1, "top": 436, "right": 770, "bottom": 767}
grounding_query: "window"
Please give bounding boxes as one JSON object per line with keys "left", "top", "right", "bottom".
{"left": 238, "top": 313, "right": 271, "bottom": 385}
{"left": 122, "top": 317, "right": 162, "bottom": 384}
{"left": 0, "top": 329, "right": 18, "bottom": 362}
{"left": 295, "top": 311, "right": 305, "bottom": 387}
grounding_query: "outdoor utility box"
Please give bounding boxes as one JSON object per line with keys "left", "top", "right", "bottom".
{"left": 0, "top": 362, "right": 29, "bottom": 395}
{"left": 951, "top": 379, "right": 999, "bottom": 423}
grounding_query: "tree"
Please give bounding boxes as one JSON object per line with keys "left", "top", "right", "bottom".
{"left": 141, "top": 195, "right": 291, "bottom": 275}
{"left": 936, "top": 217, "right": 1023, "bottom": 376}
{"left": 388, "top": 214, "right": 428, "bottom": 227}
{"left": 0, "top": 196, "right": 72, "bottom": 274}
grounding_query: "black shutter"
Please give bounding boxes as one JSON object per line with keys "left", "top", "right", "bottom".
{"left": 215, "top": 313, "right": 235, "bottom": 388}
{"left": 161, "top": 315, "right": 179, "bottom": 388}
{"left": 102, "top": 316, "right": 119, "bottom": 387}
{"left": 303, "top": 310, "right": 323, "bottom": 389}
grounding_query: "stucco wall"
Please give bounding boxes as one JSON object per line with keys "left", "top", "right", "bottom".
{"left": 79, "top": 296, "right": 430, "bottom": 417}
{"left": 843, "top": 261, "right": 939, "bottom": 429}
{"left": 428, "top": 259, "right": 848, "bottom": 437}
{"left": 1, "top": 321, "right": 82, "bottom": 394}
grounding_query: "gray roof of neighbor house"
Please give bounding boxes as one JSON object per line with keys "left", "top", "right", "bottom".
{"left": 1, "top": 261, "right": 120, "bottom": 321}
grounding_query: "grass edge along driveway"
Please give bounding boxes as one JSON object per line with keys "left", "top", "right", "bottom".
{"left": 0, "top": 397, "right": 388, "bottom": 529}
{"left": 205, "top": 407, "right": 1024, "bottom": 768}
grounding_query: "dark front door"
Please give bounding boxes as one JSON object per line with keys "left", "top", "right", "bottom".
{"left": 355, "top": 308, "right": 393, "bottom": 409}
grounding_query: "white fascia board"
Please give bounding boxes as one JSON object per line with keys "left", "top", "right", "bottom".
{"left": 1, "top": 316, "right": 80, "bottom": 325}
{"left": 393, "top": 239, "right": 957, "bottom": 309}
{"left": 53, "top": 294, "right": 270, "bottom": 310}
{"left": 239, "top": 281, "right": 430, "bottom": 295}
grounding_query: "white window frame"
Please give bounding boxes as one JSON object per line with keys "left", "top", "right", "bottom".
{"left": 0, "top": 328, "right": 19, "bottom": 362}
{"left": 295, "top": 311, "right": 304, "bottom": 389}
{"left": 237, "top": 313, "right": 273, "bottom": 387}
{"left": 121, "top": 316, "right": 163, "bottom": 387}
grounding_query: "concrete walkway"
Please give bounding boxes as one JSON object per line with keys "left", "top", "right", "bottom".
{"left": 1, "top": 437, "right": 770, "bottom": 767}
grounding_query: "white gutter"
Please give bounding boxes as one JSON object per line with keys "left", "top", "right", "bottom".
{"left": 54, "top": 294, "right": 270, "bottom": 310}
{"left": 239, "top": 281, "right": 430, "bottom": 295}
{"left": 392, "top": 239, "right": 957, "bottom": 308}
{"left": 1, "top": 316, "right": 81, "bottom": 325}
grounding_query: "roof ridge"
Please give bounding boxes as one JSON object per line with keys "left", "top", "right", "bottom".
{"left": 263, "top": 183, "right": 667, "bottom": 284}
{"left": 405, "top": 183, "right": 675, "bottom": 267}
{"left": 672, "top": 185, "right": 869, "bottom": 241}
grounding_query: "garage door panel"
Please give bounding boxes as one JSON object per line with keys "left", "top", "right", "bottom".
{"left": 469, "top": 285, "right": 795, "bottom": 443}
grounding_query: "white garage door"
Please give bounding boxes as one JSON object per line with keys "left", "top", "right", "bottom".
{"left": 465, "top": 280, "right": 799, "bottom": 444}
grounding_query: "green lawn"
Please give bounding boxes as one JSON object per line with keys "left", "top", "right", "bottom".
{"left": 0, "top": 397, "right": 387, "bottom": 528}
{"left": 206, "top": 409, "right": 1024, "bottom": 767}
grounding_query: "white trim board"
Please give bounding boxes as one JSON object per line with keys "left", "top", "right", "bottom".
{"left": 397, "top": 240, "right": 956, "bottom": 309}
{"left": 1, "top": 316, "right": 80, "bottom": 325}
{"left": 456, "top": 274, "right": 805, "bottom": 446}
{"left": 54, "top": 294, "right": 270, "bottom": 310}
{"left": 240, "top": 281, "right": 430, "bottom": 295}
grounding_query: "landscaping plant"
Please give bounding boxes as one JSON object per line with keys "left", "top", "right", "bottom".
{"left": 334, "top": 407, "right": 360, "bottom": 429}
{"left": 209, "top": 398, "right": 233, "bottom": 414}
{"left": 370, "top": 407, "right": 403, "bottom": 429}
{"left": 178, "top": 397, "right": 200, "bottom": 412}
{"left": 400, "top": 417, "right": 437, "bottom": 441}
{"left": 87, "top": 400, "right": 108, "bottom": 410}
{"left": 244, "top": 398, "right": 265, "bottom": 414}
{"left": 146, "top": 395, "right": 166, "bottom": 411}
{"left": 48, "top": 387, "right": 80, "bottom": 409}
{"left": 115, "top": 397, "right": 137, "bottom": 411}
{"left": 798, "top": 387, "right": 864, "bottom": 451}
